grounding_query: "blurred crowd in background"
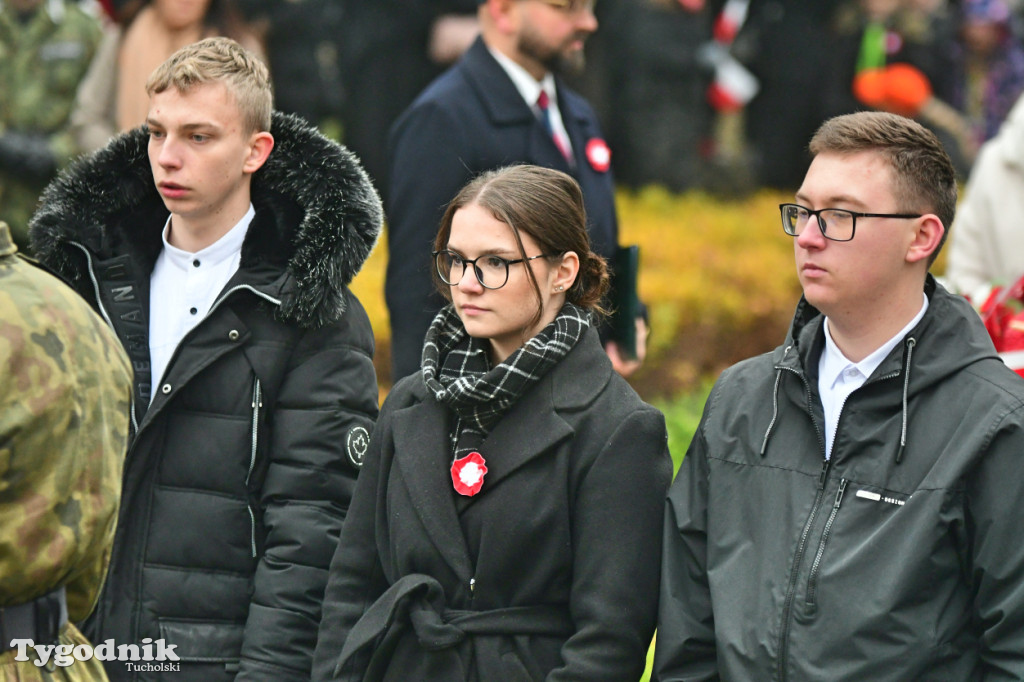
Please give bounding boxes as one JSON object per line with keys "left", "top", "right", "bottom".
{"left": 4, "top": 0, "right": 1024, "bottom": 249}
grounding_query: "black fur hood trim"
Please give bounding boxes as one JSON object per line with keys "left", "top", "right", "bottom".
{"left": 30, "top": 111, "right": 383, "bottom": 329}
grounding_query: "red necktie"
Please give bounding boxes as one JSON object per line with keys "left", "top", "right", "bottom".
{"left": 537, "top": 90, "right": 572, "bottom": 163}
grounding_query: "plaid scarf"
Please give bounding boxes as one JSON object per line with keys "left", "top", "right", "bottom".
{"left": 422, "top": 302, "right": 590, "bottom": 459}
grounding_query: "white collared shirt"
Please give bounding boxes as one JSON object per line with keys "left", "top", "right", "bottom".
{"left": 818, "top": 293, "right": 929, "bottom": 459}
{"left": 488, "top": 45, "right": 574, "bottom": 160}
{"left": 148, "top": 205, "right": 254, "bottom": 394}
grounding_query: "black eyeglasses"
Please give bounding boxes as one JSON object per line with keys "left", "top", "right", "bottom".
{"left": 433, "top": 250, "right": 551, "bottom": 290}
{"left": 779, "top": 203, "right": 922, "bottom": 242}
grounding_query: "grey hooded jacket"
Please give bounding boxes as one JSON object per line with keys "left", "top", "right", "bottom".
{"left": 656, "top": 278, "right": 1024, "bottom": 681}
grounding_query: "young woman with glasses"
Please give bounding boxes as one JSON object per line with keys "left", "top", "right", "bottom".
{"left": 312, "top": 164, "right": 672, "bottom": 682}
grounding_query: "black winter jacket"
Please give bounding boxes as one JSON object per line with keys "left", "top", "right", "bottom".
{"left": 30, "top": 113, "right": 382, "bottom": 682}
{"left": 655, "top": 278, "right": 1024, "bottom": 681}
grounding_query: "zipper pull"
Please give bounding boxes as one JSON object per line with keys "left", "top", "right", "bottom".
{"left": 469, "top": 578, "right": 476, "bottom": 593}
{"left": 818, "top": 459, "right": 830, "bottom": 489}
{"left": 833, "top": 479, "right": 848, "bottom": 508}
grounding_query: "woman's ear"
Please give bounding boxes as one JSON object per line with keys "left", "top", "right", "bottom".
{"left": 552, "top": 251, "right": 580, "bottom": 293}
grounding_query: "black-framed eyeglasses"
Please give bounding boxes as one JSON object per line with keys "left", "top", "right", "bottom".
{"left": 779, "top": 203, "right": 922, "bottom": 242}
{"left": 433, "top": 249, "right": 551, "bottom": 290}
{"left": 535, "top": 0, "right": 596, "bottom": 15}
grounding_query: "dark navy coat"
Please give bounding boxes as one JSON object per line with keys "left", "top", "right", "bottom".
{"left": 385, "top": 37, "right": 619, "bottom": 380}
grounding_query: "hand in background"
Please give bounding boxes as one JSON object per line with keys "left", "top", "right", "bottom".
{"left": 606, "top": 316, "right": 649, "bottom": 378}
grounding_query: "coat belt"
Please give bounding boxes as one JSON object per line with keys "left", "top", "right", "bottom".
{"left": 333, "top": 574, "right": 573, "bottom": 679}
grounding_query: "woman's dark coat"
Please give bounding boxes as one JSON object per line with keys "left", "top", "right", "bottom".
{"left": 312, "top": 327, "right": 673, "bottom": 681}
{"left": 30, "top": 112, "right": 382, "bottom": 682}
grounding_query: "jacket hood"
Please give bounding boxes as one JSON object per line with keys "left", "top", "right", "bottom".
{"left": 30, "top": 111, "right": 383, "bottom": 329}
{"left": 764, "top": 276, "right": 1002, "bottom": 462}
{"left": 778, "top": 277, "right": 999, "bottom": 386}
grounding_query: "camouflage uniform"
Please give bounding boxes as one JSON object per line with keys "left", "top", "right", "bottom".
{"left": 0, "top": 0, "right": 102, "bottom": 250}
{"left": 0, "top": 220, "right": 132, "bottom": 681}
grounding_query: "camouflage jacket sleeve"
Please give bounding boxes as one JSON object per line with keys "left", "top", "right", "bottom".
{"left": 0, "top": 1, "right": 103, "bottom": 163}
{"left": 0, "top": 223, "right": 132, "bottom": 621}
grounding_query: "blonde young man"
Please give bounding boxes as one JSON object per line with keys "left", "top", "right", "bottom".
{"left": 656, "top": 112, "right": 1024, "bottom": 680}
{"left": 30, "top": 38, "right": 382, "bottom": 681}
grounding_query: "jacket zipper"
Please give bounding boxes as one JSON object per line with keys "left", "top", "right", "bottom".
{"left": 805, "top": 478, "right": 847, "bottom": 611}
{"left": 775, "top": 364, "right": 828, "bottom": 682}
{"left": 246, "top": 378, "right": 262, "bottom": 559}
{"left": 777, "top": 458, "right": 829, "bottom": 682}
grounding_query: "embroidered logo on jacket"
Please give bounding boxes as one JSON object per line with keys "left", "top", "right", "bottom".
{"left": 346, "top": 426, "right": 370, "bottom": 467}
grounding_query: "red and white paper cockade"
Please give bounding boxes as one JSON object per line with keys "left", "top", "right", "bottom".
{"left": 585, "top": 138, "right": 611, "bottom": 173}
{"left": 450, "top": 451, "right": 488, "bottom": 497}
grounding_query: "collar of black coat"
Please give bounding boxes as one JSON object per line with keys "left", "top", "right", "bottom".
{"left": 29, "top": 111, "right": 383, "bottom": 329}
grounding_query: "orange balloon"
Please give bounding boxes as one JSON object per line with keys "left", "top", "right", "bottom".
{"left": 852, "top": 63, "right": 933, "bottom": 117}
{"left": 882, "top": 63, "right": 933, "bottom": 116}
{"left": 853, "top": 69, "right": 887, "bottom": 107}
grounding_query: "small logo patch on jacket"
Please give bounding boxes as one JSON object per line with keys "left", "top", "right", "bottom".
{"left": 855, "top": 489, "right": 906, "bottom": 506}
{"left": 346, "top": 426, "right": 370, "bottom": 467}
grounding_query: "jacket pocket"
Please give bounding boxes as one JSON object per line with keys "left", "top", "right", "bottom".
{"left": 158, "top": 618, "right": 244, "bottom": 663}
{"left": 805, "top": 478, "right": 848, "bottom": 611}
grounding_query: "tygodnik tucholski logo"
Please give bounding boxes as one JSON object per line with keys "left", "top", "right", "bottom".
{"left": 9, "top": 637, "right": 181, "bottom": 672}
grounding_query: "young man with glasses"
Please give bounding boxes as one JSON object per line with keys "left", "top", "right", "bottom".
{"left": 655, "top": 111, "right": 1024, "bottom": 681}
{"left": 385, "top": 0, "right": 644, "bottom": 381}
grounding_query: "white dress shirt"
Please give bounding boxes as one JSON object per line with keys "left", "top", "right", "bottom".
{"left": 818, "top": 293, "right": 929, "bottom": 459}
{"left": 488, "top": 45, "right": 574, "bottom": 160}
{"left": 148, "top": 205, "right": 254, "bottom": 394}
